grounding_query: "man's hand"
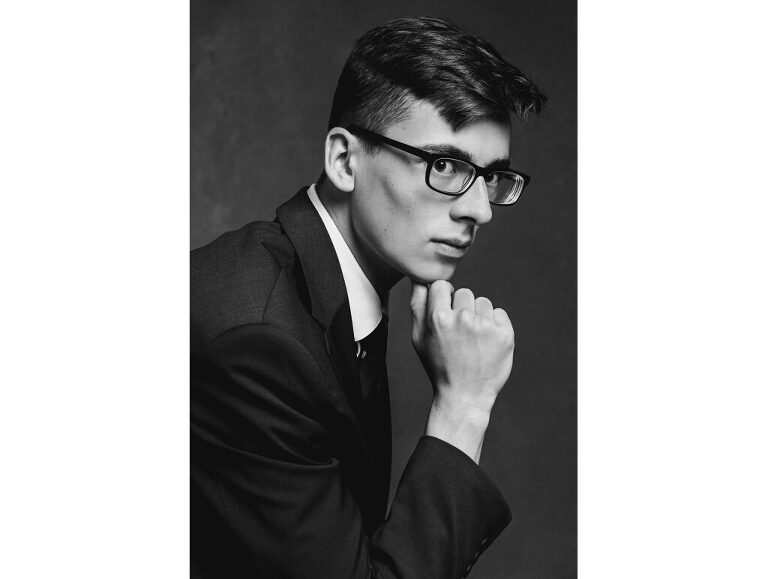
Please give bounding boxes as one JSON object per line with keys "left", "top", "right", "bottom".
{"left": 410, "top": 280, "right": 515, "bottom": 462}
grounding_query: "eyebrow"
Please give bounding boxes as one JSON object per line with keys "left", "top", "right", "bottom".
{"left": 419, "top": 143, "right": 511, "bottom": 171}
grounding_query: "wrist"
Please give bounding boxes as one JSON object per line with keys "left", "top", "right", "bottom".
{"left": 431, "top": 385, "right": 497, "bottom": 416}
{"left": 425, "top": 398, "right": 492, "bottom": 463}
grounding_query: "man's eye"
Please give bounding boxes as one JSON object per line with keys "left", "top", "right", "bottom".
{"left": 484, "top": 172, "right": 501, "bottom": 186}
{"left": 433, "top": 159, "right": 457, "bottom": 175}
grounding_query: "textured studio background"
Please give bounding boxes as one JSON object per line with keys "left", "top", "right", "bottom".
{"left": 191, "top": 1, "right": 576, "bottom": 577}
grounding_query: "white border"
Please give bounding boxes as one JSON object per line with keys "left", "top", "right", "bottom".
{"left": 1, "top": 2, "right": 189, "bottom": 577}
{"left": 580, "top": 1, "right": 768, "bottom": 576}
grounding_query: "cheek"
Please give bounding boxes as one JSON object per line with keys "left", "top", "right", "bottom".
{"left": 359, "top": 184, "right": 417, "bottom": 244}
{"left": 365, "top": 210, "right": 409, "bottom": 254}
{"left": 378, "top": 203, "right": 423, "bottom": 253}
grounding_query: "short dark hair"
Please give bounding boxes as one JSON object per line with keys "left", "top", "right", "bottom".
{"left": 327, "top": 16, "right": 547, "bottom": 143}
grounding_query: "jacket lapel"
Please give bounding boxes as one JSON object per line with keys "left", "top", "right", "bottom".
{"left": 277, "top": 187, "right": 393, "bottom": 526}
{"left": 275, "top": 188, "right": 363, "bottom": 414}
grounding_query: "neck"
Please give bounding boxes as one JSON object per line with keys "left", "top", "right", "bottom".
{"left": 315, "top": 180, "right": 402, "bottom": 300}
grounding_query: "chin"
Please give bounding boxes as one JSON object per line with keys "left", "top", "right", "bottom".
{"left": 405, "top": 262, "right": 458, "bottom": 285}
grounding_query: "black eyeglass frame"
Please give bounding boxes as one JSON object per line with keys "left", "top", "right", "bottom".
{"left": 347, "top": 124, "right": 531, "bottom": 206}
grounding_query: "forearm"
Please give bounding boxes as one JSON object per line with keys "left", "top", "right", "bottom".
{"left": 425, "top": 395, "right": 493, "bottom": 464}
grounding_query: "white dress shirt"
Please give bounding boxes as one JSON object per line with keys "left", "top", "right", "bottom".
{"left": 306, "top": 184, "right": 384, "bottom": 348}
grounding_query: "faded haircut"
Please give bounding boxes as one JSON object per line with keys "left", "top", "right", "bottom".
{"left": 327, "top": 16, "right": 547, "bottom": 149}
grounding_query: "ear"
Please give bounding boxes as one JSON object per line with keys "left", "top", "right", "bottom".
{"left": 324, "top": 127, "right": 359, "bottom": 193}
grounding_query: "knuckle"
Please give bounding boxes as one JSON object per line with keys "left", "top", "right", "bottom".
{"left": 475, "top": 296, "right": 492, "bottom": 307}
{"left": 458, "top": 308, "right": 475, "bottom": 324}
{"left": 477, "top": 315, "right": 493, "bottom": 330}
{"left": 430, "top": 309, "right": 450, "bottom": 327}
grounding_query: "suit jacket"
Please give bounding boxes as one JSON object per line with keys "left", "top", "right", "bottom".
{"left": 191, "top": 188, "right": 512, "bottom": 578}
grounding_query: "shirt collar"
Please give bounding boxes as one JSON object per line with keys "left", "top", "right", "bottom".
{"left": 306, "top": 184, "right": 383, "bottom": 341}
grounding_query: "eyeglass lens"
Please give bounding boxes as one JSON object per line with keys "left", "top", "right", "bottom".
{"left": 428, "top": 158, "right": 524, "bottom": 204}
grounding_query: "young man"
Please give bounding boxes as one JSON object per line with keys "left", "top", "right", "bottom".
{"left": 191, "top": 16, "right": 546, "bottom": 578}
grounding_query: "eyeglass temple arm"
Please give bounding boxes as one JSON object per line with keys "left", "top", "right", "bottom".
{"left": 347, "top": 125, "right": 436, "bottom": 163}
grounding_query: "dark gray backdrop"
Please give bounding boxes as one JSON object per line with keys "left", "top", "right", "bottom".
{"left": 191, "top": 1, "right": 576, "bottom": 577}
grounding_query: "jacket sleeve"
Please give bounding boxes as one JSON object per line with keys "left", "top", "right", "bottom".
{"left": 191, "top": 323, "right": 511, "bottom": 579}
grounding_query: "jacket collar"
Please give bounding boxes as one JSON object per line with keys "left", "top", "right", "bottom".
{"left": 306, "top": 184, "right": 383, "bottom": 341}
{"left": 275, "top": 187, "right": 348, "bottom": 330}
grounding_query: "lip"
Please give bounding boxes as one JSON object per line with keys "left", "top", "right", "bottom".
{"left": 432, "top": 237, "right": 472, "bottom": 258}
{"left": 432, "top": 237, "right": 472, "bottom": 249}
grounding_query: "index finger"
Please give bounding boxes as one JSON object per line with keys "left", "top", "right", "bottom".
{"left": 410, "top": 282, "right": 428, "bottom": 326}
{"left": 428, "top": 280, "right": 455, "bottom": 316}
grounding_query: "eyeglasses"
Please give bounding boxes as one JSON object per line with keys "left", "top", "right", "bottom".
{"left": 347, "top": 124, "right": 530, "bottom": 206}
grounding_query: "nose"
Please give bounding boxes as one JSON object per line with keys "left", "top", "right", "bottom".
{"left": 449, "top": 176, "right": 493, "bottom": 226}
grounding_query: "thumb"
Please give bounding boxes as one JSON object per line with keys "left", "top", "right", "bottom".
{"left": 410, "top": 281, "right": 428, "bottom": 343}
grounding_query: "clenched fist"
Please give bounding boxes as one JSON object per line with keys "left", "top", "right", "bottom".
{"left": 410, "top": 280, "right": 515, "bottom": 416}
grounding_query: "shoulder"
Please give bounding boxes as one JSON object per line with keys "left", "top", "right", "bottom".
{"left": 191, "top": 220, "right": 308, "bottom": 354}
{"left": 192, "top": 219, "right": 294, "bottom": 279}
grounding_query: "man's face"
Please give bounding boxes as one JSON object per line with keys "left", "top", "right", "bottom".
{"left": 349, "top": 100, "right": 511, "bottom": 284}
